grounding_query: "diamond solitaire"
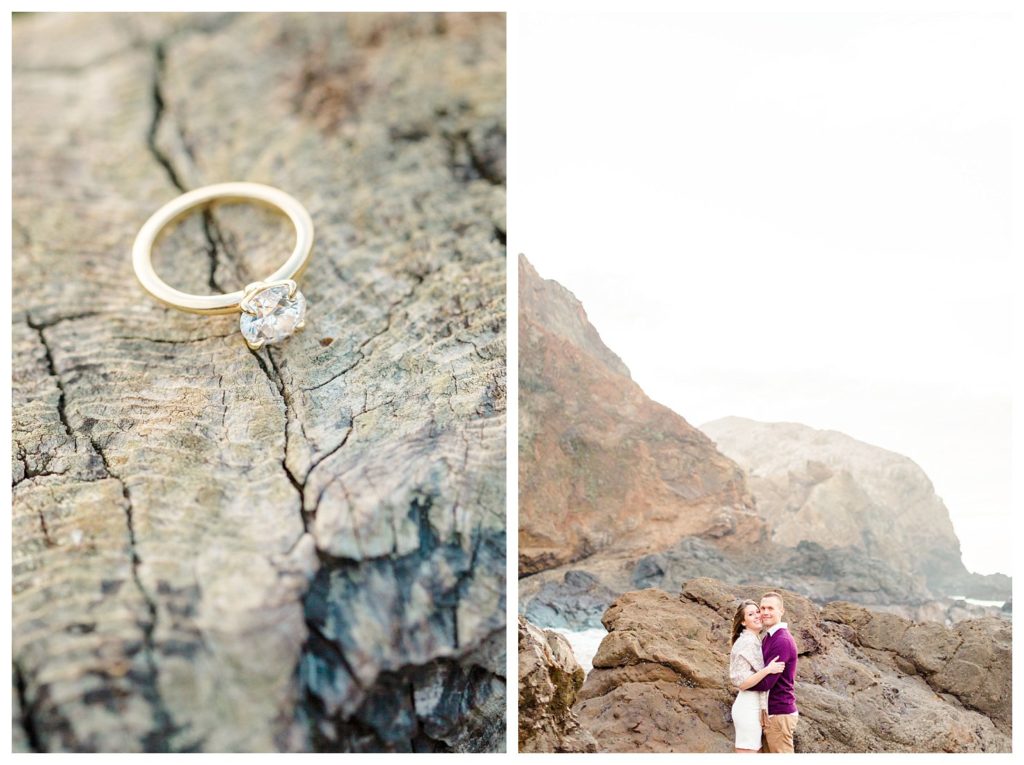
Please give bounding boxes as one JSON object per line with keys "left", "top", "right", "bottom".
{"left": 238, "top": 280, "right": 307, "bottom": 350}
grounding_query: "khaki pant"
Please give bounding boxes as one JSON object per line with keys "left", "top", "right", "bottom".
{"left": 764, "top": 713, "right": 798, "bottom": 753}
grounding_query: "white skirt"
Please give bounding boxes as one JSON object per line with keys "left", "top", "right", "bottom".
{"left": 731, "top": 690, "right": 763, "bottom": 750}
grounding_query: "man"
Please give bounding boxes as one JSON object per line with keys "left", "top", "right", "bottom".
{"left": 748, "top": 592, "right": 798, "bottom": 753}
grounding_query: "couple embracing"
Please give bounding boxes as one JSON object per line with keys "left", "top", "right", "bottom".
{"left": 728, "top": 592, "right": 799, "bottom": 753}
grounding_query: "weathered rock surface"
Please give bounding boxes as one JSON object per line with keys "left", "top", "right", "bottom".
{"left": 819, "top": 601, "right": 1011, "bottom": 736}
{"left": 13, "top": 12, "right": 505, "bottom": 752}
{"left": 702, "top": 417, "right": 1009, "bottom": 599}
{"left": 518, "top": 256, "right": 761, "bottom": 576}
{"left": 571, "top": 579, "right": 1010, "bottom": 753}
{"left": 518, "top": 616, "right": 597, "bottom": 753}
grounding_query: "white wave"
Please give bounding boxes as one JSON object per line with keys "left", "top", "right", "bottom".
{"left": 548, "top": 627, "right": 607, "bottom": 675}
{"left": 949, "top": 595, "right": 1006, "bottom": 609}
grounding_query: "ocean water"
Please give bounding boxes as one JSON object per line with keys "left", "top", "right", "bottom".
{"left": 949, "top": 595, "right": 1006, "bottom": 609}
{"left": 549, "top": 627, "right": 607, "bottom": 675}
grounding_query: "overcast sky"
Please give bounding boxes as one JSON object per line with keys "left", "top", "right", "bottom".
{"left": 514, "top": 11, "right": 1012, "bottom": 576}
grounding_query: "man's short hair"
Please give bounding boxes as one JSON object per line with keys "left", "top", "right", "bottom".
{"left": 761, "top": 592, "right": 784, "bottom": 607}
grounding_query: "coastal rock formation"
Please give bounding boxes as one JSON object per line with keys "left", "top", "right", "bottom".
{"left": 518, "top": 617, "right": 598, "bottom": 753}
{"left": 818, "top": 601, "right": 1011, "bottom": 734}
{"left": 518, "top": 257, "right": 761, "bottom": 576}
{"left": 571, "top": 579, "right": 1010, "bottom": 753}
{"left": 520, "top": 536, "right": 968, "bottom": 632}
{"left": 517, "top": 258, "right": 1008, "bottom": 632}
{"left": 701, "top": 417, "right": 1008, "bottom": 599}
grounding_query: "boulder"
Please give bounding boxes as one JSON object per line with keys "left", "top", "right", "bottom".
{"left": 572, "top": 579, "right": 1010, "bottom": 752}
{"left": 822, "top": 600, "right": 1011, "bottom": 732}
{"left": 518, "top": 616, "right": 598, "bottom": 753}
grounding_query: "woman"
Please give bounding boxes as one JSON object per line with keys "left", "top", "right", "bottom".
{"left": 729, "top": 600, "right": 785, "bottom": 753}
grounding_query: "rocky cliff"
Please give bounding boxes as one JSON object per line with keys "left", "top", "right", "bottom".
{"left": 518, "top": 260, "right": 1008, "bottom": 629}
{"left": 564, "top": 578, "right": 1010, "bottom": 753}
{"left": 518, "top": 256, "right": 761, "bottom": 576}
{"left": 702, "top": 417, "right": 1009, "bottom": 599}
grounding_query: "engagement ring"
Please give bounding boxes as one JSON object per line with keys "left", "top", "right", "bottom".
{"left": 131, "top": 182, "right": 314, "bottom": 350}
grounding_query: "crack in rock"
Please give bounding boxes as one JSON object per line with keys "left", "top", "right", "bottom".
{"left": 14, "top": 660, "right": 43, "bottom": 752}
{"left": 88, "top": 436, "right": 180, "bottom": 750}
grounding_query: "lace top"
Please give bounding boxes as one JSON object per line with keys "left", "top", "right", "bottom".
{"left": 730, "top": 629, "right": 769, "bottom": 710}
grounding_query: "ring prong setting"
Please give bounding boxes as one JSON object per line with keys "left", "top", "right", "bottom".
{"left": 238, "top": 280, "right": 307, "bottom": 349}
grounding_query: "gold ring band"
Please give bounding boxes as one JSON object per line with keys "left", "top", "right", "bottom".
{"left": 131, "top": 182, "right": 315, "bottom": 349}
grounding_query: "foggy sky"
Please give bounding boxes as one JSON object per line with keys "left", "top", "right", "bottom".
{"left": 514, "top": 10, "right": 1012, "bottom": 575}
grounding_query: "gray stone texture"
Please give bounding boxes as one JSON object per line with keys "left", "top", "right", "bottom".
{"left": 13, "top": 12, "right": 506, "bottom": 752}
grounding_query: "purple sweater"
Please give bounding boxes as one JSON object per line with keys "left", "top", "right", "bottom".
{"left": 749, "top": 625, "right": 798, "bottom": 715}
